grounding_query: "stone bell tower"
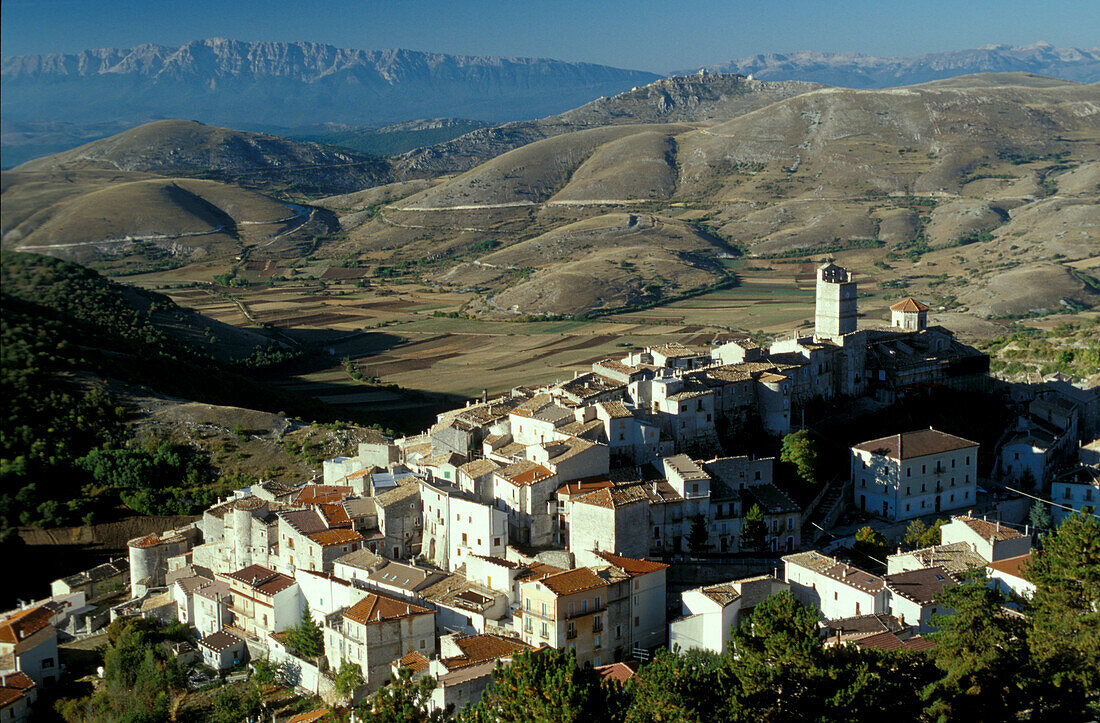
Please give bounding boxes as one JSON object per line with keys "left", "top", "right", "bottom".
{"left": 814, "top": 263, "right": 857, "bottom": 340}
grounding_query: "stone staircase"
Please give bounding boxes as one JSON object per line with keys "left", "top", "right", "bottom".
{"left": 802, "top": 477, "right": 850, "bottom": 546}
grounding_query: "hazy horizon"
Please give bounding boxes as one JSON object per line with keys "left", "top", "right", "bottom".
{"left": 2, "top": 0, "right": 1097, "bottom": 73}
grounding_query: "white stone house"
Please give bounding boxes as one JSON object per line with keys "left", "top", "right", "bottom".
{"left": 323, "top": 592, "right": 436, "bottom": 689}
{"left": 568, "top": 486, "right": 651, "bottom": 568}
{"left": 939, "top": 516, "right": 1031, "bottom": 563}
{"left": 987, "top": 553, "right": 1036, "bottom": 600}
{"left": 883, "top": 566, "right": 957, "bottom": 633}
{"left": 0, "top": 607, "right": 59, "bottom": 687}
{"left": 850, "top": 428, "right": 979, "bottom": 521}
{"left": 1050, "top": 466, "right": 1100, "bottom": 524}
{"left": 669, "top": 575, "right": 789, "bottom": 654}
{"left": 783, "top": 551, "right": 887, "bottom": 620}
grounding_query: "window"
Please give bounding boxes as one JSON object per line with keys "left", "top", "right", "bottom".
{"left": 494, "top": 537, "right": 501, "bottom": 546}
{"left": 594, "top": 634, "right": 602, "bottom": 649}
{"left": 907, "top": 467, "right": 911, "bottom": 477}
{"left": 594, "top": 614, "right": 603, "bottom": 632}
{"left": 541, "top": 622, "right": 549, "bottom": 638}
{"left": 595, "top": 596, "right": 601, "bottom": 609}
{"left": 42, "top": 657, "right": 55, "bottom": 669}
{"left": 541, "top": 602, "right": 547, "bottom": 616}
{"left": 567, "top": 621, "right": 577, "bottom": 639}
{"left": 834, "top": 592, "right": 838, "bottom": 600}
{"left": 616, "top": 624, "right": 622, "bottom": 638}
{"left": 755, "top": 471, "right": 761, "bottom": 480}
{"left": 855, "top": 602, "right": 861, "bottom": 614}
{"left": 922, "top": 464, "right": 926, "bottom": 474}
{"left": 635, "top": 616, "right": 640, "bottom": 627}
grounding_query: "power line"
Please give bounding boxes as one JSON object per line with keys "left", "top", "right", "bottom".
{"left": 1003, "top": 485, "right": 1100, "bottom": 519}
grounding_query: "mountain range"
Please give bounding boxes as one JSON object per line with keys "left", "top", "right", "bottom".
{"left": 694, "top": 42, "right": 1100, "bottom": 87}
{"left": 0, "top": 38, "right": 661, "bottom": 129}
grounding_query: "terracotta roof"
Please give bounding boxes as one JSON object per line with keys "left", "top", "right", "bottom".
{"left": 884, "top": 566, "right": 957, "bottom": 605}
{"left": 516, "top": 562, "right": 566, "bottom": 582}
{"left": 295, "top": 485, "right": 353, "bottom": 505}
{"left": 572, "top": 486, "right": 650, "bottom": 509}
{"left": 853, "top": 428, "right": 978, "bottom": 460}
{"left": 397, "top": 651, "right": 431, "bottom": 673}
{"left": 460, "top": 459, "right": 502, "bottom": 478}
{"left": 953, "top": 516, "right": 1027, "bottom": 542}
{"left": 129, "top": 533, "right": 162, "bottom": 549}
{"left": 537, "top": 568, "right": 608, "bottom": 596}
{"left": 987, "top": 553, "right": 1033, "bottom": 581}
{"left": 0, "top": 606, "right": 52, "bottom": 645}
{"left": 0, "top": 672, "right": 35, "bottom": 707}
{"left": 199, "top": 629, "right": 244, "bottom": 652}
{"left": 556, "top": 479, "right": 615, "bottom": 496}
{"left": 596, "top": 660, "right": 639, "bottom": 683}
{"left": 441, "top": 634, "right": 533, "bottom": 671}
{"left": 307, "top": 528, "right": 364, "bottom": 548}
{"left": 505, "top": 463, "right": 554, "bottom": 486}
{"left": 593, "top": 551, "right": 669, "bottom": 576}
{"left": 224, "top": 565, "right": 296, "bottom": 595}
{"left": 890, "top": 297, "right": 931, "bottom": 312}
{"left": 343, "top": 592, "right": 431, "bottom": 626}
{"left": 318, "top": 503, "right": 351, "bottom": 527}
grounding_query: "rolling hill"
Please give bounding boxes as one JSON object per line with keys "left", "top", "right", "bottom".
{"left": 393, "top": 73, "right": 821, "bottom": 178}
{"left": 12, "top": 120, "right": 390, "bottom": 195}
{"left": 348, "top": 73, "right": 1099, "bottom": 316}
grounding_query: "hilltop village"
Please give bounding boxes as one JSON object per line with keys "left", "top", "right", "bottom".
{"left": 2, "top": 264, "right": 1096, "bottom": 718}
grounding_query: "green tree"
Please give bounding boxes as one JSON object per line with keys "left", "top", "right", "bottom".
{"left": 780, "top": 430, "right": 819, "bottom": 487}
{"left": 903, "top": 519, "right": 928, "bottom": 549}
{"left": 1025, "top": 511, "right": 1100, "bottom": 717}
{"left": 211, "top": 686, "right": 261, "bottom": 723}
{"left": 335, "top": 661, "right": 365, "bottom": 703}
{"left": 724, "top": 590, "right": 826, "bottom": 721}
{"left": 923, "top": 570, "right": 1031, "bottom": 722}
{"left": 855, "top": 526, "right": 889, "bottom": 561}
{"left": 918, "top": 518, "right": 949, "bottom": 548}
{"left": 625, "top": 648, "right": 725, "bottom": 723}
{"left": 365, "top": 667, "right": 446, "bottom": 722}
{"left": 688, "top": 514, "right": 710, "bottom": 554}
{"left": 461, "top": 648, "right": 614, "bottom": 722}
{"left": 1028, "top": 501, "right": 1052, "bottom": 534}
{"left": 285, "top": 604, "right": 324, "bottom": 660}
{"left": 741, "top": 504, "right": 766, "bottom": 552}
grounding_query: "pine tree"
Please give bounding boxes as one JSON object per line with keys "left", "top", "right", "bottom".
{"left": 1028, "top": 501, "right": 1052, "bottom": 534}
{"left": 741, "top": 504, "right": 766, "bottom": 552}
{"left": 903, "top": 519, "right": 928, "bottom": 548}
{"left": 366, "top": 667, "right": 445, "bottom": 722}
{"left": 724, "top": 591, "right": 827, "bottom": 721}
{"left": 1025, "top": 511, "right": 1100, "bottom": 717}
{"left": 625, "top": 648, "right": 725, "bottom": 723}
{"left": 460, "top": 648, "right": 616, "bottom": 722}
{"left": 923, "top": 569, "right": 1031, "bottom": 721}
{"left": 286, "top": 604, "right": 324, "bottom": 660}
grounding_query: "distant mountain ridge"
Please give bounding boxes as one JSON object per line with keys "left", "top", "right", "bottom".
{"left": 693, "top": 43, "right": 1100, "bottom": 87}
{"left": 0, "top": 38, "right": 661, "bottom": 128}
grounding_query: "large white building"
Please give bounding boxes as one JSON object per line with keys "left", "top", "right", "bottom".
{"left": 783, "top": 551, "right": 887, "bottom": 620}
{"left": 851, "top": 428, "right": 979, "bottom": 521}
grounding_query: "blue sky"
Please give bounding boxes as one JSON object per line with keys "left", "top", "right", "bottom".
{"left": 2, "top": 0, "right": 1096, "bottom": 71}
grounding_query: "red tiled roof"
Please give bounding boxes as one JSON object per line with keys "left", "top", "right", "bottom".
{"left": 857, "top": 631, "right": 936, "bottom": 652}
{"left": 890, "top": 297, "right": 930, "bottom": 312}
{"left": 318, "top": 503, "right": 351, "bottom": 527}
{"left": 307, "top": 529, "right": 364, "bottom": 548}
{"left": 224, "top": 565, "right": 296, "bottom": 595}
{"left": 593, "top": 551, "right": 669, "bottom": 576}
{"left": 287, "top": 710, "right": 335, "bottom": 723}
{"left": 397, "top": 651, "right": 431, "bottom": 673}
{"left": 853, "top": 428, "right": 978, "bottom": 460}
{"left": 509, "top": 465, "right": 554, "bottom": 486}
{"left": 955, "top": 516, "right": 1027, "bottom": 542}
{"left": 0, "top": 606, "right": 52, "bottom": 645}
{"left": 537, "top": 568, "right": 607, "bottom": 596}
{"left": 442, "top": 634, "right": 533, "bottom": 671}
{"left": 987, "top": 552, "right": 1032, "bottom": 580}
{"left": 343, "top": 592, "right": 431, "bottom": 626}
{"left": 596, "top": 661, "right": 639, "bottom": 683}
{"left": 295, "top": 485, "right": 353, "bottom": 505}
